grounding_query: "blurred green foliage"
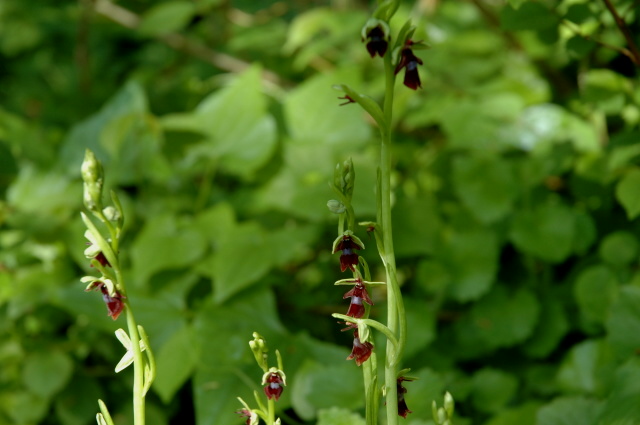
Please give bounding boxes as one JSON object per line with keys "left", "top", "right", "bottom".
{"left": 2, "top": 0, "right": 640, "bottom": 424}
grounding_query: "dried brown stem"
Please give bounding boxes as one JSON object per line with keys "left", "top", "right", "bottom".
{"left": 93, "top": 0, "right": 284, "bottom": 85}
{"left": 602, "top": 0, "right": 640, "bottom": 65}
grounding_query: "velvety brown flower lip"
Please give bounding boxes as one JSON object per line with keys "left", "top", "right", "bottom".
{"left": 263, "top": 372, "right": 284, "bottom": 401}
{"left": 365, "top": 25, "right": 388, "bottom": 58}
{"left": 395, "top": 40, "right": 424, "bottom": 90}
{"left": 347, "top": 330, "right": 374, "bottom": 366}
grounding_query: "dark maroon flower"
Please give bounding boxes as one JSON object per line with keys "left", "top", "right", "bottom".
{"left": 85, "top": 279, "right": 124, "bottom": 320}
{"left": 347, "top": 330, "right": 374, "bottom": 366}
{"left": 365, "top": 25, "right": 388, "bottom": 58}
{"left": 333, "top": 233, "right": 364, "bottom": 272}
{"left": 343, "top": 280, "right": 374, "bottom": 319}
{"left": 263, "top": 371, "right": 284, "bottom": 401}
{"left": 395, "top": 40, "right": 423, "bottom": 90}
{"left": 93, "top": 250, "right": 111, "bottom": 267}
{"left": 338, "top": 95, "right": 356, "bottom": 106}
{"left": 235, "top": 409, "right": 256, "bottom": 425}
{"left": 397, "top": 377, "right": 415, "bottom": 418}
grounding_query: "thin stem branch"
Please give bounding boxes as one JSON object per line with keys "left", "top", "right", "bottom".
{"left": 602, "top": 0, "right": 640, "bottom": 65}
{"left": 381, "top": 49, "right": 400, "bottom": 425}
{"left": 93, "top": 0, "right": 285, "bottom": 84}
{"left": 562, "top": 19, "right": 636, "bottom": 60}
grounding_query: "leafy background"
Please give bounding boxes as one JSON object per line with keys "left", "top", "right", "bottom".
{"left": 1, "top": 0, "right": 640, "bottom": 424}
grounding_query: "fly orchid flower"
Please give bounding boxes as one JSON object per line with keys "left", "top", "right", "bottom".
{"left": 347, "top": 330, "right": 374, "bottom": 366}
{"left": 344, "top": 279, "right": 374, "bottom": 319}
{"left": 332, "top": 231, "right": 365, "bottom": 272}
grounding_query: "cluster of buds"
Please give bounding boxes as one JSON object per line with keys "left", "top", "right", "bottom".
{"left": 80, "top": 150, "right": 126, "bottom": 321}
{"left": 236, "top": 333, "right": 286, "bottom": 424}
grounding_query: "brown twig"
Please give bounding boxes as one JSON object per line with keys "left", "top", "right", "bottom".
{"left": 602, "top": 0, "right": 640, "bottom": 65}
{"left": 561, "top": 20, "right": 635, "bottom": 59}
{"left": 93, "top": 0, "right": 285, "bottom": 86}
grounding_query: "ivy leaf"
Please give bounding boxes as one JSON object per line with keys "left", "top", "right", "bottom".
{"left": 22, "top": 350, "right": 73, "bottom": 399}
{"left": 606, "top": 286, "right": 640, "bottom": 360}
{"left": 453, "top": 154, "right": 519, "bottom": 224}
{"left": 290, "top": 360, "right": 363, "bottom": 421}
{"left": 130, "top": 214, "right": 208, "bottom": 286}
{"left": 509, "top": 200, "right": 575, "bottom": 263}
{"left": 455, "top": 287, "right": 540, "bottom": 355}
{"left": 536, "top": 396, "right": 601, "bottom": 425}
{"left": 153, "top": 325, "right": 197, "bottom": 404}
{"left": 471, "top": 368, "right": 518, "bottom": 413}
{"left": 615, "top": 168, "right": 640, "bottom": 220}
{"left": 574, "top": 265, "right": 618, "bottom": 331}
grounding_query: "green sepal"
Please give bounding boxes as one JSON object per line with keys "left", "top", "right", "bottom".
{"left": 331, "top": 230, "right": 365, "bottom": 254}
{"left": 327, "top": 199, "right": 346, "bottom": 214}
{"left": 332, "top": 84, "right": 386, "bottom": 129}
{"left": 110, "top": 189, "right": 125, "bottom": 230}
{"left": 81, "top": 213, "right": 119, "bottom": 270}
{"left": 358, "top": 320, "right": 370, "bottom": 342}
{"left": 97, "top": 400, "right": 115, "bottom": 425}
{"left": 372, "top": 0, "right": 399, "bottom": 21}
{"left": 394, "top": 19, "right": 416, "bottom": 51}
{"left": 334, "top": 278, "right": 385, "bottom": 286}
{"left": 138, "top": 325, "right": 156, "bottom": 397}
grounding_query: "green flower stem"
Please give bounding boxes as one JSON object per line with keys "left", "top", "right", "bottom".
{"left": 380, "top": 46, "right": 407, "bottom": 425}
{"left": 267, "top": 398, "right": 275, "bottom": 425}
{"left": 124, "top": 298, "right": 146, "bottom": 425}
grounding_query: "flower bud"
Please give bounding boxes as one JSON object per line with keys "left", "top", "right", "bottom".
{"left": 327, "top": 199, "right": 346, "bottom": 214}
{"left": 103, "top": 206, "right": 120, "bottom": 222}
{"left": 82, "top": 150, "right": 104, "bottom": 212}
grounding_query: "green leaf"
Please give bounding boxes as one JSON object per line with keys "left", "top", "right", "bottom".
{"left": 574, "top": 265, "right": 618, "bottom": 330}
{"left": 486, "top": 402, "right": 540, "bottom": 425}
{"left": 138, "top": 1, "right": 196, "bottom": 36}
{"left": 193, "top": 289, "right": 287, "bottom": 425}
{"left": 165, "top": 65, "right": 277, "bottom": 180}
{"left": 208, "top": 221, "right": 271, "bottom": 304}
{"left": 455, "top": 287, "right": 540, "bottom": 354}
{"left": 0, "top": 391, "right": 49, "bottom": 424}
{"left": 471, "top": 368, "right": 518, "bottom": 413}
{"left": 536, "top": 396, "right": 601, "bottom": 425}
{"left": 290, "top": 359, "right": 363, "bottom": 421}
{"left": 404, "top": 368, "right": 445, "bottom": 420}
{"left": 54, "top": 374, "right": 102, "bottom": 425}
{"left": 452, "top": 155, "right": 519, "bottom": 223}
{"left": 599, "top": 231, "right": 639, "bottom": 267}
{"left": 556, "top": 339, "right": 614, "bottom": 396}
{"left": 130, "top": 214, "right": 208, "bottom": 286}
{"left": 153, "top": 325, "right": 197, "bottom": 404}
{"left": 317, "top": 407, "right": 365, "bottom": 425}
{"left": 283, "top": 68, "right": 370, "bottom": 151}
{"left": 500, "top": 2, "right": 558, "bottom": 31}
{"left": 607, "top": 286, "right": 640, "bottom": 359}
{"left": 22, "top": 350, "right": 74, "bottom": 398}
{"left": 509, "top": 200, "right": 575, "bottom": 263}
{"left": 616, "top": 168, "right": 640, "bottom": 219}
{"left": 523, "top": 294, "right": 569, "bottom": 358}
{"left": 595, "top": 359, "right": 640, "bottom": 425}
{"left": 566, "top": 36, "right": 596, "bottom": 59}
{"left": 59, "top": 81, "right": 148, "bottom": 177}
{"left": 393, "top": 194, "right": 441, "bottom": 257}
{"left": 439, "top": 226, "right": 499, "bottom": 302}
{"left": 564, "top": 3, "right": 593, "bottom": 24}
{"left": 404, "top": 298, "right": 436, "bottom": 358}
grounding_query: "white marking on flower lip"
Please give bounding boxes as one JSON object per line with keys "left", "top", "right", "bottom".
{"left": 270, "top": 383, "right": 280, "bottom": 389}
{"left": 352, "top": 296, "right": 363, "bottom": 305}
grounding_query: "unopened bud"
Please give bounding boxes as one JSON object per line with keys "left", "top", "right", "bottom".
{"left": 327, "top": 200, "right": 346, "bottom": 214}
{"left": 82, "top": 150, "right": 104, "bottom": 212}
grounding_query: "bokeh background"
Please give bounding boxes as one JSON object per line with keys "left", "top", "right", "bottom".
{"left": 2, "top": 0, "right": 640, "bottom": 424}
